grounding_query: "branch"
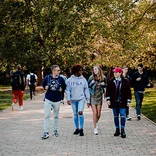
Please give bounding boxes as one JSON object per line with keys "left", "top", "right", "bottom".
{"left": 131, "top": 3, "right": 156, "bottom": 29}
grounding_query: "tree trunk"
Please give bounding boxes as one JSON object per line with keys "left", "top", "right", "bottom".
{"left": 37, "top": 65, "right": 43, "bottom": 86}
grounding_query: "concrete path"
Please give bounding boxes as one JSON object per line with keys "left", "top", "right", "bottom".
{"left": 0, "top": 94, "right": 156, "bottom": 156}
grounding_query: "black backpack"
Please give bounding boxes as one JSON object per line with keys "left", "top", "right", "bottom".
{"left": 30, "top": 74, "right": 36, "bottom": 85}
{"left": 12, "top": 73, "right": 22, "bottom": 88}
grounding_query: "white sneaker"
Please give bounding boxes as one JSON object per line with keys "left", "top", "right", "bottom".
{"left": 94, "top": 128, "right": 98, "bottom": 135}
{"left": 42, "top": 132, "right": 49, "bottom": 139}
{"left": 12, "top": 103, "right": 15, "bottom": 111}
{"left": 126, "top": 115, "right": 132, "bottom": 120}
{"left": 18, "top": 107, "right": 23, "bottom": 111}
{"left": 53, "top": 130, "right": 59, "bottom": 137}
{"left": 33, "top": 94, "right": 35, "bottom": 100}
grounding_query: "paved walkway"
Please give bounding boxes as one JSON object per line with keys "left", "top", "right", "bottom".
{"left": 0, "top": 94, "right": 156, "bottom": 156}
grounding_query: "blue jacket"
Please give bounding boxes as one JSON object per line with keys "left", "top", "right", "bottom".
{"left": 42, "top": 74, "right": 66, "bottom": 102}
{"left": 65, "top": 75, "right": 90, "bottom": 102}
{"left": 88, "top": 75, "right": 107, "bottom": 95}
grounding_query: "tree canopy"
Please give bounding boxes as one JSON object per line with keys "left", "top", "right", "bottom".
{"left": 0, "top": 0, "right": 156, "bottom": 75}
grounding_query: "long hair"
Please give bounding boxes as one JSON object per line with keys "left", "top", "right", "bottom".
{"left": 92, "top": 65, "right": 104, "bottom": 81}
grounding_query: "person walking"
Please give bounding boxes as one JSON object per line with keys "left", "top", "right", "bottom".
{"left": 106, "top": 67, "right": 132, "bottom": 138}
{"left": 131, "top": 63, "right": 150, "bottom": 120}
{"left": 26, "top": 71, "right": 38, "bottom": 100}
{"left": 41, "top": 65, "right": 66, "bottom": 139}
{"left": 88, "top": 65, "right": 107, "bottom": 135}
{"left": 65, "top": 64, "right": 90, "bottom": 136}
{"left": 11, "top": 64, "right": 26, "bottom": 111}
{"left": 122, "top": 66, "right": 132, "bottom": 121}
{"left": 60, "top": 71, "right": 67, "bottom": 103}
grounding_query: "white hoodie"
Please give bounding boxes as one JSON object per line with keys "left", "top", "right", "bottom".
{"left": 65, "top": 75, "right": 90, "bottom": 102}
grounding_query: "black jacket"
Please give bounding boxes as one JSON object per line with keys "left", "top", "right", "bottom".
{"left": 131, "top": 71, "right": 149, "bottom": 91}
{"left": 106, "top": 77, "right": 132, "bottom": 108}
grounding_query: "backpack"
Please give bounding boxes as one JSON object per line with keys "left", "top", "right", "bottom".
{"left": 30, "top": 74, "right": 36, "bottom": 85}
{"left": 12, "top": 73, "right": 22, "bottom": 88}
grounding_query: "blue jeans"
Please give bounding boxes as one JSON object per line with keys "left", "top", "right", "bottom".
{"left": 113, "top": 105, "right": 126, "bottom": 129}
{"left": 71, "top": 99, "right": 85, "bottom": 129}
{"left": 134, "top": 91, "right": 144, "bottom": 116}
{"left": 44, "top": 99, "right": 61, "bottom": 133}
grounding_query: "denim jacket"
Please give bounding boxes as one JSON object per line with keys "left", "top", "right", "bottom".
{"left": 88, "top": 75, "right": 107, "bottom": 95}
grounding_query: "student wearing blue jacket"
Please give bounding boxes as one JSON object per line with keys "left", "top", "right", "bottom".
{"left": 41, "top": 65, "right": 66, "bottom": 139}
{"left": 65, "top": 64, "right": 90, "bottom": 136}
{"left": 88, "top": 65, "right": 107, "bottom": 135}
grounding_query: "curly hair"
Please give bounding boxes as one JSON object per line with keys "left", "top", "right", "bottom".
{"left": 71, "top": 64, "right": 83, "bottom": 75}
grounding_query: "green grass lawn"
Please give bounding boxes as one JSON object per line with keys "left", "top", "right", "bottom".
{"left": 131, "top": 88, "right": 156, "bottom": 123}
{"left": 0, "top": 85, "right": 11, "bottom": 88}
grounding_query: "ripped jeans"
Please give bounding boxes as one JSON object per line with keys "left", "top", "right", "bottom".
{"left": 112, "top": 102, "right": 126, "bottom": 129}
{"left": 71, "top": 99, "right": 85, "bottom": 129}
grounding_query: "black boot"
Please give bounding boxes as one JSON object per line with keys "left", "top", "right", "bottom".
{"left": 121, "top": 129, "right": 126, "bottom": 138}
{"left": 79, "top": 129, "right": 84, "bottom": 136}
{"left": 137, "top": 115, "right": 141, "bottom": 120}
{"left": 73, "top": 129, "right": 79, "bottom": 135}
{"left": 114, "top": 128, "right": 120, "bottom": 136}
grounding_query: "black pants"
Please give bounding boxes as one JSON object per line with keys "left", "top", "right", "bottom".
{"left": 29, "top": 85, "right": 35, "bottom": 99}
{"left": 126, "top": 106, "right": 129, "bottom": 116}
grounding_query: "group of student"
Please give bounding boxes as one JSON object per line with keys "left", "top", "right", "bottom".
{"left": 41, "top": 63, "right": 150, "bottom": 139}
{"left": 10, "top": 64, "right": 149, "bottom": 139}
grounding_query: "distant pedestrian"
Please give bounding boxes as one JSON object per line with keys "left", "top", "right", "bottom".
{"left": 41, "top": 65, "right": 66, "bottom": 139}
{"left": 26, "top": 71, "right": 38, "bottom": 100}
{"left": 131, "top": 63, "right": 150, "bottom": 120}
{"left": 65, "top": 64, "right": 90, "bottom": 136}
{"left": 60, "top": 71, "right": 67, "bottom": 82}
{"left": 11, "top": 64, "right": 26, "bottom": 111}
{"left": 122, "top": 66, "right": 132, "bottom": 121}
{"left": 106, "top": 67, "right": 131, "bottom": 138}
{"left": 88, "top": 65, "right": 107, "bottom": 135}
{"left": 60, "top": 71, "right": 67, "bottom": 103}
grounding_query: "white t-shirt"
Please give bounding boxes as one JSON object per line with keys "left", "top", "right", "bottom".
{"left": 26, "top": 73, "right": 38, "bottom": 85}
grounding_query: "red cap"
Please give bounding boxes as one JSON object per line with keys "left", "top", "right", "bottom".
{"left": 113, "top": 67, "right": 123, "bottom": 73}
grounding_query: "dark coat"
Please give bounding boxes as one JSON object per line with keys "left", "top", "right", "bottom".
{"left": 131, "top": 71, "right": 149, "bottom": 91}
{"left": 106, "top": 77, "right": 132, "bottom": 108}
